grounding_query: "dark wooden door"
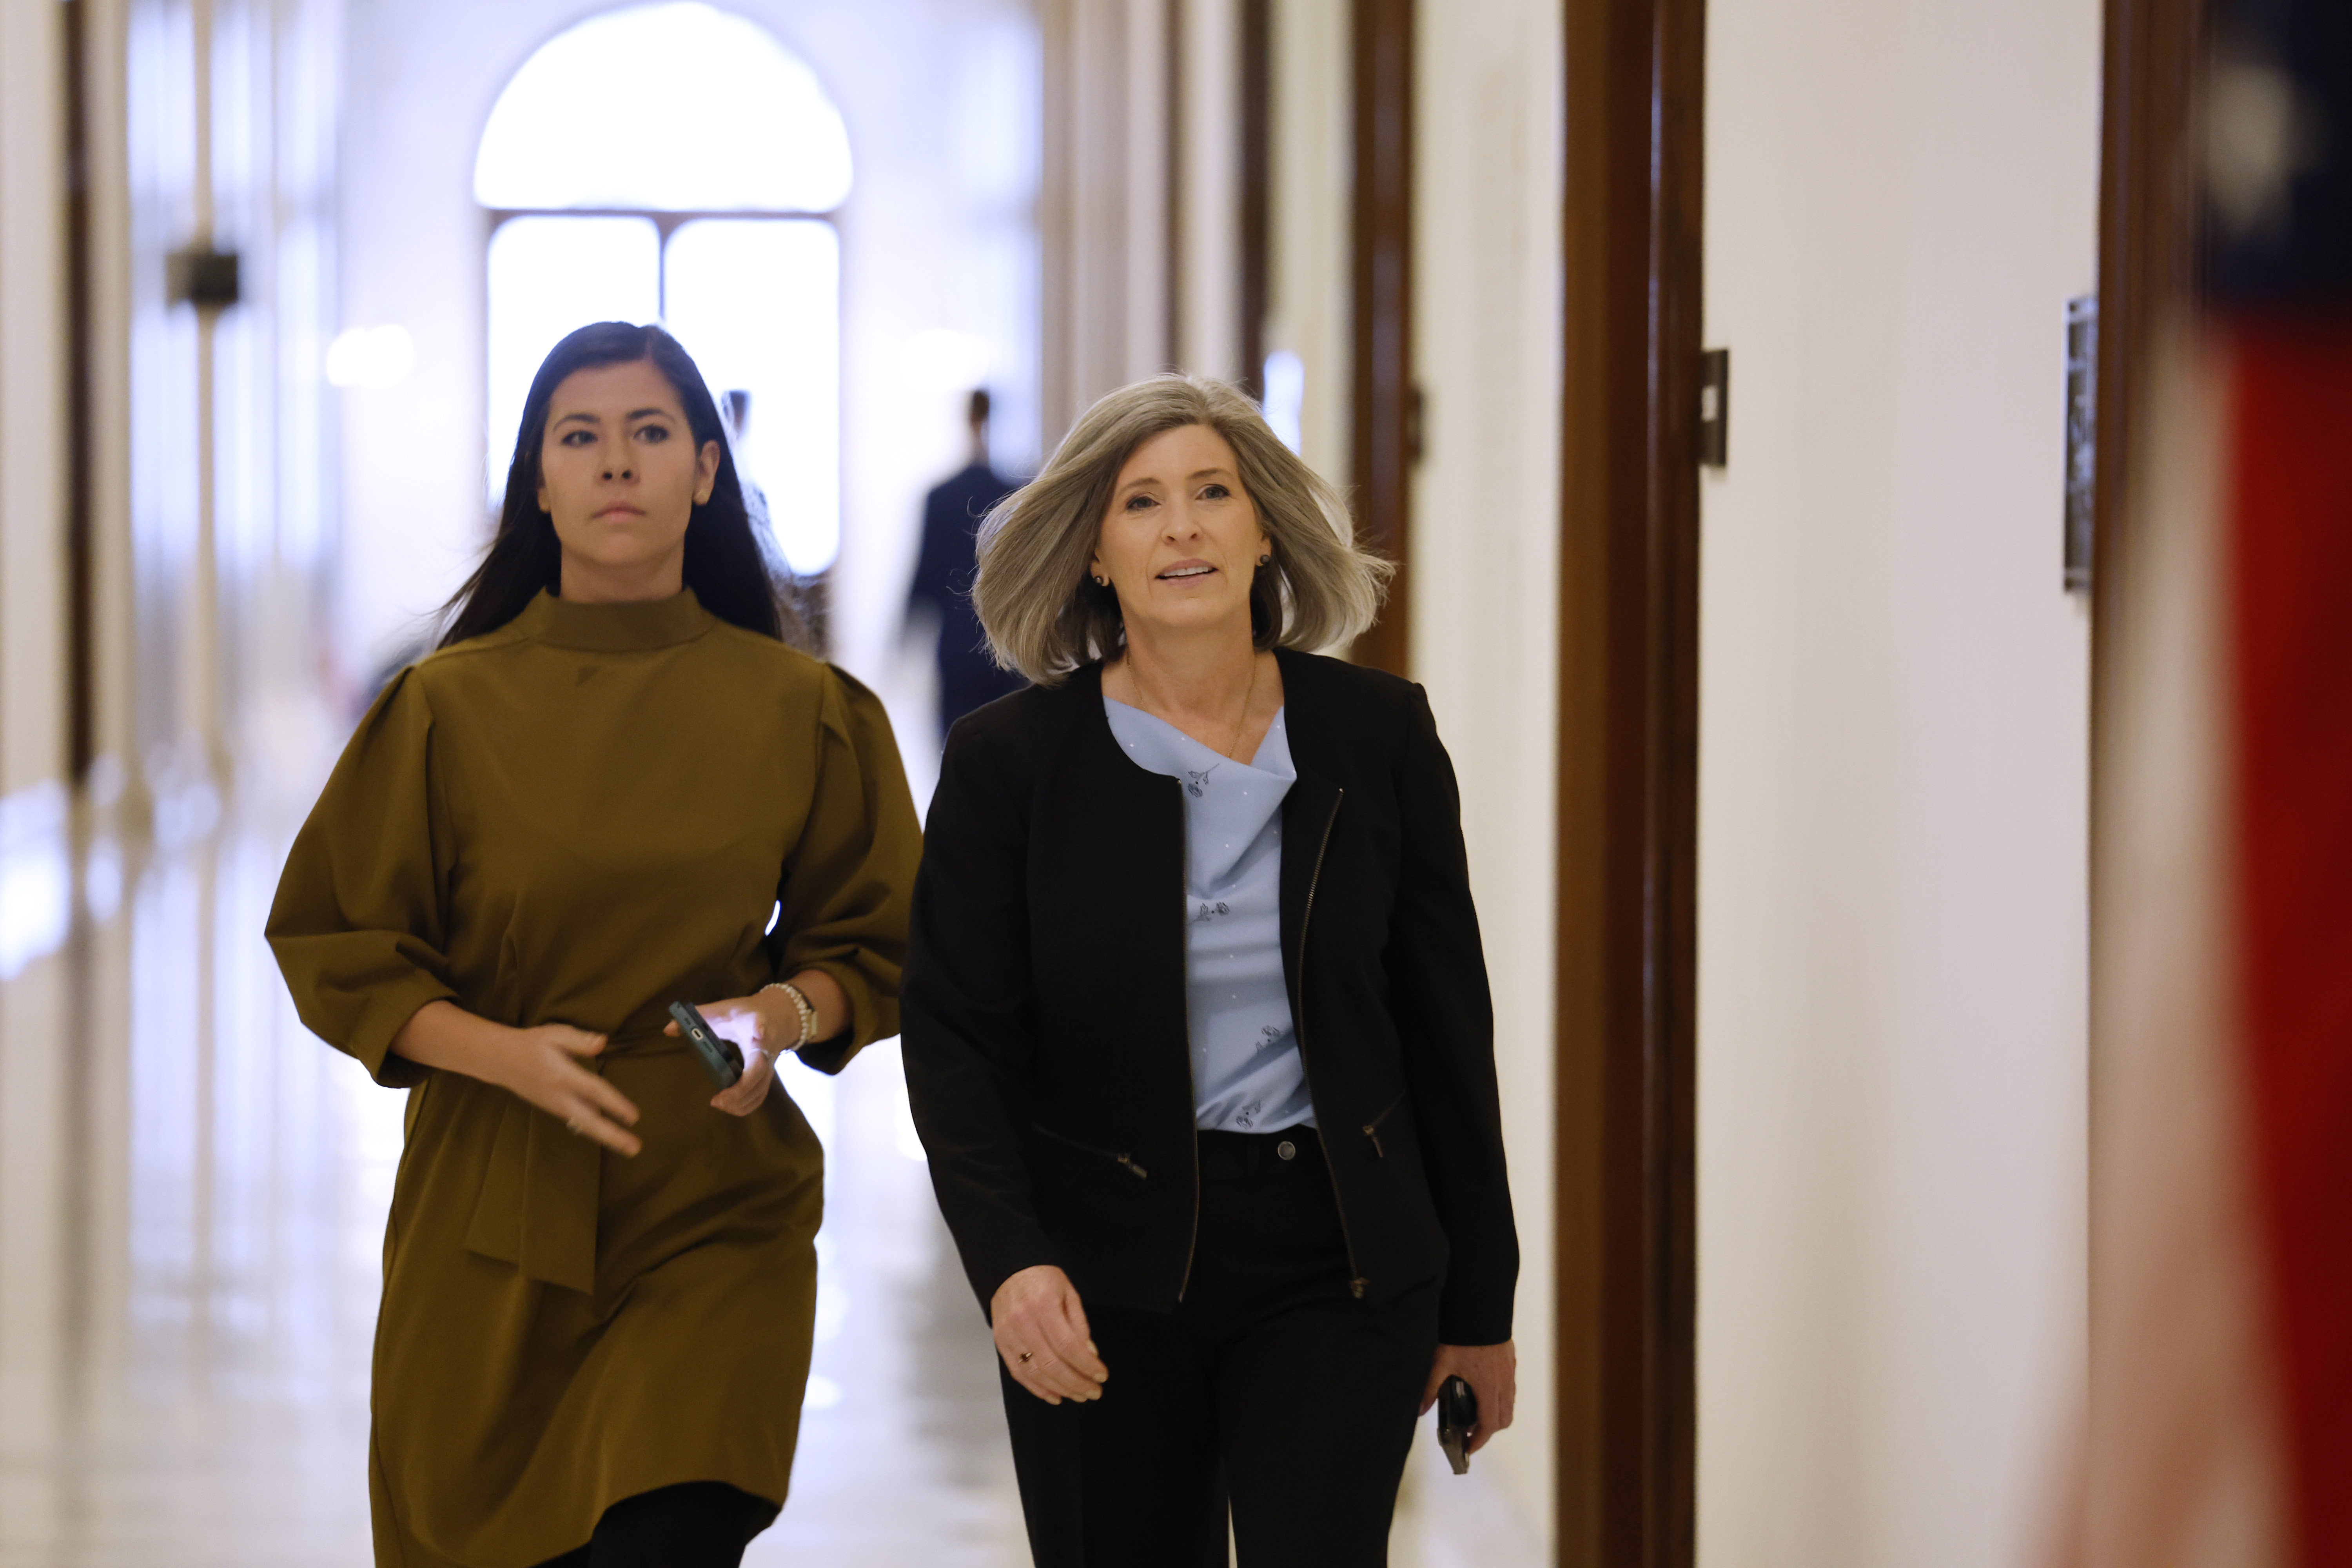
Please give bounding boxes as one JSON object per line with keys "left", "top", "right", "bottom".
{"left": 1555, "top": 0, "right": 1706, "bottom": 1562}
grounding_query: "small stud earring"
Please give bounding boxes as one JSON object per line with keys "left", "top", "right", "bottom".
{"left": 1093, "top": 575, "right": 1108, "bottom": 587}
{"left": 1259, "top": 554, "right": 1272, "bottom": 566}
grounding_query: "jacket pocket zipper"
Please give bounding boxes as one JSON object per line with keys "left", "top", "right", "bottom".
{"left": 1362, "top": 1091, "right": 1406, "bottom": 1160}
{"left": 1033, "top": 1121, "right": 1149, "bottom": 1180}
{"left": 1292, "top": 788, "right": 1372, "bottom": 1296}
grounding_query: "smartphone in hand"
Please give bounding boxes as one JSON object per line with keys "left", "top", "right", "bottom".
{"left": 668, "top": 1001, "right": 744, "bottom": 1090}
{"left": 1436, "top": 1375, "right": 1478, "bottom": 1475}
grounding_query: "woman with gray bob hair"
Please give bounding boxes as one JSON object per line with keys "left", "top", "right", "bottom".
{"left": 972, "top": 374, "right": 1390, "bottom": 681}
{"left": 904, "top": 373, "right": 1519, "bottom": 1565}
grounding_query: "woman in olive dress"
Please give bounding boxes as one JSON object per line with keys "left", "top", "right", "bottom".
{"left": 267, "top": 322, "right": 920, "bottom": 1568}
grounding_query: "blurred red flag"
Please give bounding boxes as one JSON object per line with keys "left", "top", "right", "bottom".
{"left": 2067, "top": 3, "right": 2352, "bottom": 1559}
{"left": 2070, "top": 34, "right": 2352, "bottom": 1554}
{"left": 2230, "top": 318, "right": 2352, "bottom": 1565}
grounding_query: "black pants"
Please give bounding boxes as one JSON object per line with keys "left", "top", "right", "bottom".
{"left": 1002, "top": 1128, "right": 1441, "bottom": 1568}
{"left": 532, "top": 1481, "right": 777, "bottom": 1568}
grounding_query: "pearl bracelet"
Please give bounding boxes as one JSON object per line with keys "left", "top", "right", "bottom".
{"left": 761, "top": 979, "right": 817, "bottom": 1051}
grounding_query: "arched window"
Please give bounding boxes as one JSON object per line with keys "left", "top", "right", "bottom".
{"left": 476, "top": 2, "right": 849, "bottom": 573}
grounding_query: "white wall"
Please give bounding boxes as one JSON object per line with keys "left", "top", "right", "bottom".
{"left": 1, "top": 0, "right": 80, "bottom": 1477}
{"left": 103, "top": 0, "right": 343, "bottom": 825}
{"left": 336, "top": 0, "right": 1040, "bottom": 751}
{"left": 1409, "top": 0, "right": 1562, "bottom": 1550}
{"left": 0, "top": 0, "right": 134, "bottom": 825}
{"left": 0, "top": 0, "right": 70, "bottom": 801}
{"left": 1696, "top": 1, "right": 2102, "bottom": 1563}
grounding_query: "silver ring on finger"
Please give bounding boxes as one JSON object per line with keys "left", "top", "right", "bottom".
{"left": 565, "top": 1118, "right": 584, "bottom": 1136}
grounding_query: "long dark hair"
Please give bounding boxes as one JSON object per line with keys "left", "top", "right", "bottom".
{"left": 438, "top": 321, "right": 806, "bottom": 649}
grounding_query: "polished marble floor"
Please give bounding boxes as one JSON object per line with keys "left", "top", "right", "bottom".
{"left": 0, "top": 784, "right": 1535, "bottom": 1567}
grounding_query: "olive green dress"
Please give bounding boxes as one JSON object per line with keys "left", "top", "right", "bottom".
{"left": 266, "top": 588, "right": 920, "bottom": 1568}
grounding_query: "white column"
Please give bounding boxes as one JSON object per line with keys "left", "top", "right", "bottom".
{"left": 1040, "top": 0, "right": 1172, "bottom": 446}
{"left": 1175, "top": 0, "right": 1242, "bottom": 383}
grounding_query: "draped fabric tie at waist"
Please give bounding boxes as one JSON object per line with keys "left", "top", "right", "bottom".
{"left": 461, "top": 1022, "right": 682, "bottom": 1294}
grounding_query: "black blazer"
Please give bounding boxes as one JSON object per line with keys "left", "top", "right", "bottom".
{"left": 902, "top": 649, "right": 1518, "bottom": 1345}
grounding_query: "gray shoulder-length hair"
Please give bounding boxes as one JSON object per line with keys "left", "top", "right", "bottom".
{"left": 971, "top": 374, "right": 1393, "bottom": 685}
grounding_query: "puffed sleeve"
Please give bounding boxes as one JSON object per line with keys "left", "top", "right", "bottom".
{"left": 265, "top": 669, "right": 458, "bottom": 1089}
{"left": 772, "top": 666, "right": 923, "bottom": 1074}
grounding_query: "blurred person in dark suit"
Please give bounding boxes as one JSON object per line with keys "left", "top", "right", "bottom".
{"left": 907, "top": 389, "right": 1025, "bottom": 735}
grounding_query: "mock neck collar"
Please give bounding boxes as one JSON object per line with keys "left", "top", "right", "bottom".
{"left": 515, "top": 587, "right": 715, "bottom": 652}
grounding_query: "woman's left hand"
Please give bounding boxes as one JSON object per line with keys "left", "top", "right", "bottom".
{"left": 663, "top": 992, "right": 794, "bottom": 1116}
{"left": 1420, "top": 1339, "right": 1517, "bottom": 1456}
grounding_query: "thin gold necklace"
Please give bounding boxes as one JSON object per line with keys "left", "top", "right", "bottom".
{"left": 1222, "top": 655, "right": 1260, "bottom": 761}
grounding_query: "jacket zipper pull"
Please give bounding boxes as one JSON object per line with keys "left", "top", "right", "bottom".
{"left": 1118, "top": 1155, "right": 1149, "bottom": 1180}
{"left": 1363, "top": 1124, "right": 1385, "bottom": 1159}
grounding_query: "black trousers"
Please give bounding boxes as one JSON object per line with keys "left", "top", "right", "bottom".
{"left": 532, "top": 1481, "right": 778, "bottom": 1568}
{"left": 1002, "top": 1128, "right": 1442, "bottom": 1568}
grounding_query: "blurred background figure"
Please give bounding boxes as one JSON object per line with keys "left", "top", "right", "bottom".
{"left": 905, "top": 389, "right": 1025, "bottom": 740}
{"left": 723, "top": 388, "right": 771, "bottom": 528}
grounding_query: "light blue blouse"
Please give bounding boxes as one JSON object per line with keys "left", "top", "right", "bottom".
{"left": 1104, "top": 696, "right": 1316, "bottom": 1132}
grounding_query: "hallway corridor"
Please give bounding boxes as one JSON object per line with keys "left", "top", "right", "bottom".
{"left": 0, "top": 787, "right": 1528, "bottom": 1566}
{"left": 0, "top": 0, "right": 2150, "bottom": 1552}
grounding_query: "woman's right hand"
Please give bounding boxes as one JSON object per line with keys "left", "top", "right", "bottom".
{"left": 489, "top": 1024, "right": 643, "bottom": 1156}
{"left": 991, "top": 1265, "right": 1109, "bottom": 1404}
{"left": 390, "top": 1002, "right": 643, "bottom": 1157}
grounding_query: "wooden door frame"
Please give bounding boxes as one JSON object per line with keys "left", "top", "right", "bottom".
{"left": 1554, "top": 0, "right": 1706, "bottom": 1561}
{"left": 1348, "top": 0, "right": 1414, "bottom": 676}
{"left": 64, "top": 0, "right": 99, "bottom": 785}
{"left": 1237, "top": 0, "right": 1272, "bottom": 400}
{"left": 1546, "top": 0, "right": 2203, "bottom": 1555}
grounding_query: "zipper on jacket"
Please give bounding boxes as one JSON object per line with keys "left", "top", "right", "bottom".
{"left": 1176, "top": 793, "right": 1204, "bottom": 1299}
{"left": 1289, "top": 788, "right": 1370, "bottom": 1298}
{"left": 1032, "top": 1120, "right": 1149, "bottom": 1180}
{"left": 1362, "top": 1091, "right": 1405, "bottom": 1160}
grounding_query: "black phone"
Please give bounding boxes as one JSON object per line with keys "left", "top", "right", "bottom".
{"left": 1436, "top": 1375, "right": 1477, "bottom": 1475}
{"left": 668, "top": 1001, "right": 744, "bottom": 1089}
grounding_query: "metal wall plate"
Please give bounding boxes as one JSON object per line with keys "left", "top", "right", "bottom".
{"left": 2064, "top": 295, "right": 2098, "bottom": 593}
{"left": 169, "top": 247, "right": 241, "bottom": 310}
{"left": 1697, "top": 348, "right": 1729, "bottom": 468}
